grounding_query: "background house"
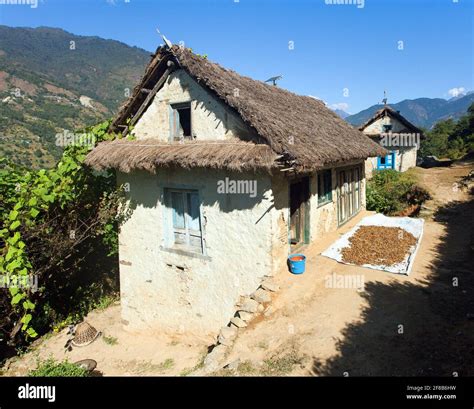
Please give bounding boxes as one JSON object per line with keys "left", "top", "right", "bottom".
{"left": 85, "top": 46, "right": 385, "bottom": 339}
{"left": 359, "top": 106, "right": 423, "bottom": 177}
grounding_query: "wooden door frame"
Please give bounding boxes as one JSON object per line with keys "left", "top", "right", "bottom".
{"left": 336, "top": 165, "right": 362, "bottom": 227}
{"left": 288, "top": 176, "right": 311, "bottom": 249}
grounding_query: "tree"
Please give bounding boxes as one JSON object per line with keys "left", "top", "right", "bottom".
{"left": 420, "top": 103, "right": 474, "bottom": 159}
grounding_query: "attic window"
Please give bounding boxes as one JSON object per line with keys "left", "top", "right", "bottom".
{"left": 171, "top": 102, "right": 192, "bottom": 141}
{"left": 382, "top": 124, "right": 392, "bottom": 132}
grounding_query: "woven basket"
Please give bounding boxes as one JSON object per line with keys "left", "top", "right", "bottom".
{"left": 71, "top": 322, "right": 100, "bottom": 347}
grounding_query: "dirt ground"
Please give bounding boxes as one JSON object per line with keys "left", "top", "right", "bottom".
{"left": 3, "top": 162, "right": 473, "bottom": 377}
{"left": 220, "top": 162, "right": 474, "bottom": 376}
{"left": 3, "top": 305, "right": 209, "bottom": 376}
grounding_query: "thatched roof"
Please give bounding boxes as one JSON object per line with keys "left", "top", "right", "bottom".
{"left": 89, "top": 45, "right": 386, "bottom": 173}
{"left": 359, "top": 105, "right": 423, "bottom": 136}
{"left": 85, "top": 139, "right": 277, "bottom": 173}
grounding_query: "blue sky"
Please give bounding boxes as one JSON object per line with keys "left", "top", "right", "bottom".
{"left": 0, "top": 0, "right": 472, "bottom": 113}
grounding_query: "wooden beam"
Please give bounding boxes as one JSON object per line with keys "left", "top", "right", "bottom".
{"left": 121, "top": 126, "right": 129, "bottom": 138}
{"left": 131, "top": 67, "right": 172, "bottom": 126}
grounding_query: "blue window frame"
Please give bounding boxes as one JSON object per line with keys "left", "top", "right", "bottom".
{"left": 165, "top": 188, "right": 203, "bottom": 254}
{"left": 377, "top": 152, "right": 396, "bottom": 170}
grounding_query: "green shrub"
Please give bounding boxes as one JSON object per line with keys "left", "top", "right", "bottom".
{"left": 366, "top": 170, "right": 430, "bottom": 215}
{"left": 29, "top": 358, "right": 89, "bottom": 377}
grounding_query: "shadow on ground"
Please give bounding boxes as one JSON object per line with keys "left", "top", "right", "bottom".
{"left": 312, "top": 194, "right": 474, "bottom": 376}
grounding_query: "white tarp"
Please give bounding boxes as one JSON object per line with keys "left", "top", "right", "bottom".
{"left": 321, "top": 214, "right": 424, "bottom": 275}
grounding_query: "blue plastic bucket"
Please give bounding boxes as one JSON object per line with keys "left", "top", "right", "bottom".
{"left": 288, "top": 254, "right": 306, "bottom": 274}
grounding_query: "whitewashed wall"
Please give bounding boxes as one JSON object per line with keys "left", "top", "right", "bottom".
{"left": 363, "top": 115, "right": 410, "bottom": 135}
{"left": 396, "top": 146, "right": 418, "bottom": 171}
{"left": 117, "top": 168, "right": 274, "bottom": 339}
{"left": 132, "top": 69, "right": 260, "bottom": 143}
{"left": 117, "top": 67, "right": 369, "bottom": 338}
{"left": 309, "top": 160, "right": 366, "bottom": 239}
{"left": 365, "top": 145, "right": 418, "bottom": 178}
{"left": 270, "top": 174, "right": 290, "bottom": 275}
{"left": 362, "top": 115, "right": 419, "bottom": 177}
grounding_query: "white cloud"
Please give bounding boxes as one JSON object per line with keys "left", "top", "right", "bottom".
{"left": 330, "top": 102, "right": 350, "bottom": 112}
{"left": 448, "top": 87, "right": 466, "bottom": 98}
{"left": 308, "top": 95, "right": 328, "bottom": 105}
{"left": 106, "top": 0, "right": 117, "bottom": 5}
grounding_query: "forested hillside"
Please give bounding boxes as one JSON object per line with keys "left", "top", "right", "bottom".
{"left": 0, "top": 26, "right": 150, "bottom": 168}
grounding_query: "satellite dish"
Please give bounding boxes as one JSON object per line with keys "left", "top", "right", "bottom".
{"left": 265, "top": 75, "right": 283, "bottom": 86}
{"left": 156, "top": 27, "right": 173, "bottom": 49}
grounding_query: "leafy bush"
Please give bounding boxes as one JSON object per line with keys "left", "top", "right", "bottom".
{"left": 0, "top": 121, "right": 125, "bottom": 357}
{"left": 366, "top": 170, "right": 430, "bottom": 215}
{"left": 29, "top": 358, "right": 89, "bottom": 377}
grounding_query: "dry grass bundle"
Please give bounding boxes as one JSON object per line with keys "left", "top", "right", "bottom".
{"left": 85, "top": 139, "right": 277, "bottom": 173}
{"left": 110, "top": 46, "right": 386, "bottom": 172}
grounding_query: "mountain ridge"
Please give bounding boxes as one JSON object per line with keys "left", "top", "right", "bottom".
{"left": 346, "top": 94, "right": 474, "bottom": 129}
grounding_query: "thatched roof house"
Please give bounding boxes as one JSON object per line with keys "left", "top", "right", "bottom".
{"left": 85, "top": 45, "right": 386, "bottom": 338}
{"left": 359, "top": 105, "right": 422, "bottom": 175}
{"left": 359, "top": 105, "right": 423, "bottom": 137}
{"left": 86, "top": 46, "right": 385, "bottom": 173}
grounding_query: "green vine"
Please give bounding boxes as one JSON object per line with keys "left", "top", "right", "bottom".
{"left": 0, "top": 121, "right": 117, "bottom": 340}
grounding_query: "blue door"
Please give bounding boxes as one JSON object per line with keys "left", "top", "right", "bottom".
{"left": 377, "top": 152, "right": 395, "bottom": 170}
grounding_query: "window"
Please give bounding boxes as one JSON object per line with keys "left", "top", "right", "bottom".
{"left": 382, "top": 124, "right": 392, "bottom": 132}
{"left": 170, "top": 102, "right": 192, "bottom": 141}
{"left": 166, "top": 189, "right": 203, "bottom": 254}
{"left": 380, "top": 156, "right": 386, "bottom": 165}
{"left": 318, "top": 170, "right": 332, "bottom": 206}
